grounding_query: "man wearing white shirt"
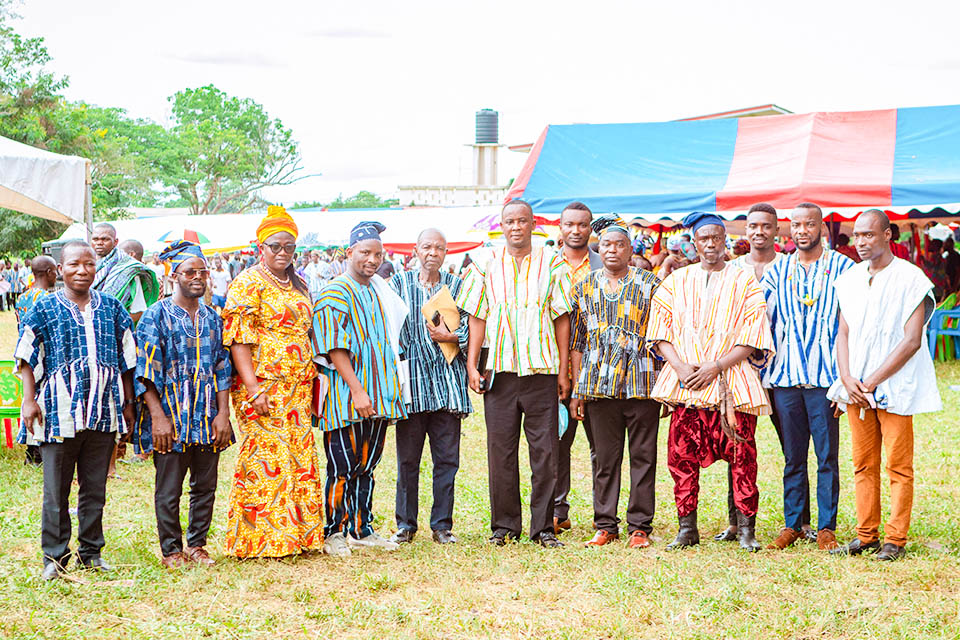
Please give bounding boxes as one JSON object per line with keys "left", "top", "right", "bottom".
{"left": 209, "top": 259, "right": 231, "bottom": 311}
{"left": 828, "top": 210, "right": 941, "bottom": 561}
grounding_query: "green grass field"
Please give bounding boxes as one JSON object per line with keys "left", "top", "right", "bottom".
{"left": 0, "top": 309, "right": 958, "bottom": 639}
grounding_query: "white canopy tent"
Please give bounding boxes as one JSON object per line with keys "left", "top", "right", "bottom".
{"left": 57, "top": 206, "right": 505, "bottom": 255}
{"left": 0, "top": 135, "right": 91, "bottom": 230}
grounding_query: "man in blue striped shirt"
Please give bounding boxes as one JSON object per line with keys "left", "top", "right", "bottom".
{"left": 388, "top": 229, "right": 471, "bottom": 545}
{"left": 761, "top": 203, "right": 855, "bottom": 552}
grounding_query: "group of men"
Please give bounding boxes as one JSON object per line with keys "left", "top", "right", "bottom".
{"left": 13, "top": 226, "right": 234, "bottom": 579}
{"left": 10, "top": 197, "right": 942, "bottom": 580}
{"left": 453, "top": 199, "right": 939, "bottom": 559}
{"left": 1, "top": 259, "right": 33, "bottom": 311}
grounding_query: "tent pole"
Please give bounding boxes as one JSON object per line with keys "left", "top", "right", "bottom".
{"left": 84, "top": 161, "right": 93, "bottom": 241}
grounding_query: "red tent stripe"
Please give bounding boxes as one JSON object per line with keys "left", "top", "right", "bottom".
{"left": 504, "top": 126, "right": 549, "bottom": 203}
{"left": 716, "top": 113, "right": 813, "bottom": 210}
{"left": 803, "top": 109, "right": 896, "bottom": 207}
{"left": 717, "top": 110, "right": 897, "bottom": 211}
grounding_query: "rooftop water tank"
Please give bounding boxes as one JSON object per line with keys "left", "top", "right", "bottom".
{"left": 475, "top": 109, "right": 499, "bottom": 144}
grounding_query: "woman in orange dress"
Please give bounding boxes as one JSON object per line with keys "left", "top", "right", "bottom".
{"left": 222, "top": 206, "right": 323, "bottom": 558}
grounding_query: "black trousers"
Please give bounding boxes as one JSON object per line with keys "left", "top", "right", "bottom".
{"left": 554, "top": 399, "right": 595, "bottom": 522}
{"left": 153, "top": 446, "right": 220, "bottom": 557}
{"left": 483, "top": 372, "right": 559, "bottom": 539}
{"left": 724, "top": 388, "right": 811, "bottom": 526}
{"left": 40, "top": 430, "right": 115, "bottom": 567}
{"left": 395, "top": 411, "right": 461, "bottom": 533}
{"left": 587, "top": 398, "right": 660, "bottom": 535}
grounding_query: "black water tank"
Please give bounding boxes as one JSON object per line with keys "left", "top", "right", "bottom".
{"left": 475, "top": 109, "right": 499, "bottom": 144}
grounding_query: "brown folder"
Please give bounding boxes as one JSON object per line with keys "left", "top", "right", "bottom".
{"left": 420, "top": 285, "right": 461, "bottom": 364}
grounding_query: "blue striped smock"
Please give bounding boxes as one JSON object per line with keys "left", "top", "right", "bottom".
{"left": 389, "top": 270, "right": 472, "bottom": 417}
{"left": 760, "top": 249, "right": 855, "bottom": 388}
{"left": 132, "top": 299, "right": 233, "bottom": 453}
{"left": 312, "top": 274, "right": 408, "bottom": 432}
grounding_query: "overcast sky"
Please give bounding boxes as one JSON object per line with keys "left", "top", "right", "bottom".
{"left": 17, "top": 0, "right": 960, "bottom": 206}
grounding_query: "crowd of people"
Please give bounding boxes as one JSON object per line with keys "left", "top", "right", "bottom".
{"left": 5, "top": 200, "right": 944, "bottom": 581}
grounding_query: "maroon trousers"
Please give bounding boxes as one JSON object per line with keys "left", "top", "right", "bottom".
{"left": 667, "top": 406, "right": 759, "bottom": 518}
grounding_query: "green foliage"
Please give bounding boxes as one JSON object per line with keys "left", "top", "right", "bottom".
{"left": 0, "top": 0, "right": 68, "bottom": 147}
{"left": 164, "top": 85, "right": 307, "bottom": 214}
{"left": 1, "top": 7, "right": 308, "bottom": 258}
{"left": 318, "top": 191, "right": 399, "bottom": 209}
{"left": 0, "top": 213, "right": 66, "bottom": 256}
{"left": 288, "top": 200, "right": 325, "bottom": 209}
{"left": 0, "top": 2, "right": 70, "bottom": 254}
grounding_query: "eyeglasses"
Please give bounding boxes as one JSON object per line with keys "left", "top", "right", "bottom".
{"left": 264, "top": 243, "right": 297, "bottom": 254}
{"left": 179, "top": 268, "right": 210, "bottom": 280}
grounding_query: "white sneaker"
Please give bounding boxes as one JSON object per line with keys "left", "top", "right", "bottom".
{"left": 322, "top": 532, "right": 352, "bottom": 557}
{"left": 347, "top": 532, "right": 400, "bottom": 551}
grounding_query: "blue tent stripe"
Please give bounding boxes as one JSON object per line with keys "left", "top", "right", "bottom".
{"left": 892, "top": 105, "right": 960, "bottom": 206}
{"left": 519, "top": 120, "right": 737, "bottom": 214}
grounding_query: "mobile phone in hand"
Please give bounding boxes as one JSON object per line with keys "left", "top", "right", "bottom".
{"left": 431, "top": 310, "right": 442, "bottom": 326}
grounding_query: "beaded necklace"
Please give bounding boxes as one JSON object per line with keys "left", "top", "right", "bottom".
{"left": 789, "top": 253, "right": 830, "bottom": 307}
{"left": 259, "top": 264, "right": 291, "bottom": 290}
{"left": 601, "top": 273, "right": 628, "bottom": 301}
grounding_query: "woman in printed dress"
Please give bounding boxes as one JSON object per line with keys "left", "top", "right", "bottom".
{"left": 222, "top": 206, "right": 323, "bottom": 558}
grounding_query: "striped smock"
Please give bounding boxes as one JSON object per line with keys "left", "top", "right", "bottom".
{"left": 570, "top": 267, "right": 662, "bottom": 400}
{"left": 646, "top": 263, "right": 774, "bottom": 415}
{"left": 132, "top": 299, "right": 233, "bottom": 453}
{"left": 457, "top": 248, "right": 572, "bottom": 376}
{"left": 760, "top": 250, "right": 854, "bottom": 388}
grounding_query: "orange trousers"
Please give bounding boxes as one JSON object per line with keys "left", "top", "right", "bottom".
{"left": 848, "top": 408, "right": 914, "bottom": 547}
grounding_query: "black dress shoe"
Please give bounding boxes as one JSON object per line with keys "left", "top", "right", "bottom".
{"left": 535, "top": 531, "right": 564, "bottom": 548}
{"left": 875, "top": 542, "right": 905, "bottom": 561}
{"left": 77, "top": 557, "right": 112, "bottom": 572}
{"left": 489, "top": 529, "right": 518, "bottom": 546}
{"left": 432, "top": 530, "right": 458, "bottom": 544}
{"left": 390, "top": 529, "right": 416, "bottom": 544}
{"left": 829, "top": 538, "right": 880, "bottom": 556}
{"left": 40, "top": 563, "right": 62, "bottom": 581}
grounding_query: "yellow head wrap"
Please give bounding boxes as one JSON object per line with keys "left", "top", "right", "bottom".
{"left": 257, "top": 205, "right": 299, "bottom": 244}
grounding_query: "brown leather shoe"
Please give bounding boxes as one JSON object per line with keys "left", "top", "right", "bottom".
{"left": 766, "top": 527, "right": 802, "bottom": 550}
{"left": 553, "top": 517, "right": 572, "bottom": 534}
{"left": 817, "top": 528, "right": 839, "bottom": 551}
{"left": 627, "top": 530, "right": 651, "bottom": 549}
{"left": 185, "top": 546, "right": 216, "bottom": 566}
{"left": 161, "top": 552, "right": 190, "bottom": 569}
{"left": 584, "top": 530, "right": 619, "bottom": 547}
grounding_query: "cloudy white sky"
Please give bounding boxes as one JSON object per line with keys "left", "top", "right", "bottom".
{"left": 17, "top": 0, "right": 960, "bottom": 205}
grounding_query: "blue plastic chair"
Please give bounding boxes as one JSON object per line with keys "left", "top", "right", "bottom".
{"left": 927, "top": 309, "right": 960, "bottom": 359}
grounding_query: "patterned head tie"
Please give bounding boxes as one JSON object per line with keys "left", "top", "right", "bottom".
{"left": 350, "top": 221, "right": 386, "bottom": 246}
{"left": 257, "top": 205, "right": 299, "bottom": 244}
{"left": 591, "top": 214, "right": 631, "bottom": 239}
{"left": 681, "top": 211, "right": 726, "bottom": 234}
{"left": 158, "top": 240, "right": 206, "bottom": 272}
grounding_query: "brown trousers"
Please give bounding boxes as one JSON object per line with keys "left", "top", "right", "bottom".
{"left": 848, "top": 408, "right": 914, "bottom": 546}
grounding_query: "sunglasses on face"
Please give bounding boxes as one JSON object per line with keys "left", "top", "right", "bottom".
{"left": 179, "top": 268, "right": 210, "bottom": 280}
{"left": 264, "top": 243, "right": 297, "bottom": 254}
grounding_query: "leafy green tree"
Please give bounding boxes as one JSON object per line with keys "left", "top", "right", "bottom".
{"left": 163, "top": 85, "right": 309, "bottom": 214}
{"left": 0, "top": 0, "right": 68, "bottom": 145}
{"left": 0, "top": 1, "right": 70, "bottom": 253}
{"left": 323, "top": 191, "right": 400, "bottom": 209}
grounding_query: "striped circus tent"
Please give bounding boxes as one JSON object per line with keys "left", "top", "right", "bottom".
{"left": 506, "top": 105, "right": 960, "bottom": 226}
